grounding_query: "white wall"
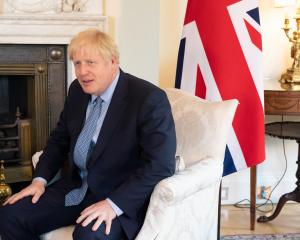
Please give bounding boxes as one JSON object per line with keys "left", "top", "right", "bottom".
{"left": 105, "top": 0, "right": 186, "bottom": 87}
{"left": 105, "top": 0, "right": 160, "bottom": 85}
{"left": 159, "top": 0, "right": 187, "bottom": 88}
{"left": 261, "top": 0, "right": 294, "bottom": 82}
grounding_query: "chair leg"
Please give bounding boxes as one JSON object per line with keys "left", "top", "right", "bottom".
{"left": 217, "top": 181, "right": 222, "bottom": 240}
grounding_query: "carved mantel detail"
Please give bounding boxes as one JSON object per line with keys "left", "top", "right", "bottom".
{"left": 0, "top": 0, "right": 106, "bottom": 44}
{"left": 0, "top": 14, "right": 107, "bottom": 44}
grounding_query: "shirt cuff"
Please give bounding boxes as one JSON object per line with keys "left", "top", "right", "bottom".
{"left": 32, "top": 177, "right": 47, "bottom": 186}
{"left": 106, "top": 198, "right": 123, "bottom": 216}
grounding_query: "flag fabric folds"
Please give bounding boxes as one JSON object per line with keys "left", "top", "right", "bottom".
{"left": 175, "top": 0, "right": 265, "bottom": 176}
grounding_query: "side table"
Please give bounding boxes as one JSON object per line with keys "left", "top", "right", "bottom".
{"left": 258, "top": 122, "right": 300, "bottom": 222}
{"left": 251, "top": 88, "right": 300, "bottom": 224}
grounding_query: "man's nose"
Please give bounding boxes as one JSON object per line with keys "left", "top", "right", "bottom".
{"left": 78, "top": 64, "right": 88, "bottom": 76}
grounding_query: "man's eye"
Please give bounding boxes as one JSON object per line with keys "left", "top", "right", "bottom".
{"left": 74, "top": 61, "right": 80, "bottom": 66}
{"left": 87, "top": 61, "right": 95, "bottom": 65}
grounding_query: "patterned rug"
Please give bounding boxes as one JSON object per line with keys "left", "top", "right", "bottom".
{"left": 221, "top": 233, "right": 300, "bottom": 240}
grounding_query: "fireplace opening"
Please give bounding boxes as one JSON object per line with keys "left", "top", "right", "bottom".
{"left": 0, "top": 74, "right": 36, "bottom": 167}
{"left": 0, "top": 75, "right": 33, "bottom": 124}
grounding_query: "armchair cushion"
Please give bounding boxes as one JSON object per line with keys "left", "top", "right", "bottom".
{"left": 165, "top": 88, "right": 238, "bottom": 167}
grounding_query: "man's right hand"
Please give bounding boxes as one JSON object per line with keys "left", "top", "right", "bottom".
{"left": 3, "top": 179, "right": 45, "bottom": 206}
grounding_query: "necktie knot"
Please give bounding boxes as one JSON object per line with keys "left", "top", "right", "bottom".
{"left": 93, "top": 96, "right": 100, "bottom": 105}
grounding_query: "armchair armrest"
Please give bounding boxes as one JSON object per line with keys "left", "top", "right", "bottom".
{"left": 155, "top": 157, "right": 223, "bottom": 205}
{"left": 135, "top": 157, "right": 222, "bottom": 240}
{"left": 32, "top": 151, "right": 43, "bottom": 168}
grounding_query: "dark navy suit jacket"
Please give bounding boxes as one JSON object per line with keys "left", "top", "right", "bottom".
{"left": 34, "top": 70, "right": 176, "bottom": 239}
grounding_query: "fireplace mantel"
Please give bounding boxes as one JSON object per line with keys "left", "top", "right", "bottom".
{"left": 0, "top": 13, "right": 107, "bottom": 44}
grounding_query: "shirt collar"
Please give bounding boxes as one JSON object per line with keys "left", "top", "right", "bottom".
{"left": 91, "top": 70, "right": 120, "bottom": 103}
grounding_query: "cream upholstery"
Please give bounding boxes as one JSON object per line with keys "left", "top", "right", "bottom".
{"left": 33, "top": 88, "right": 238, "bottom": 240}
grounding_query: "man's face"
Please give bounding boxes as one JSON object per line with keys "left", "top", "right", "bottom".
{"left": 72, "top": 48, "right": 118, "bottom": 96}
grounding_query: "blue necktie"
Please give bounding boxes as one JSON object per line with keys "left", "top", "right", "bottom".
{"left": 65, "top": 97, "right": 102, "bottom": 206}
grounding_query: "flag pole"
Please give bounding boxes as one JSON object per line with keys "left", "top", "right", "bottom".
{"left": 250, "top": 166, "right": 257, "bottom": 230}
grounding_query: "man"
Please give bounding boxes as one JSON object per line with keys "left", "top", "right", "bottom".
{"left": 0, "top": 29, "right": 176, "bottom": 240}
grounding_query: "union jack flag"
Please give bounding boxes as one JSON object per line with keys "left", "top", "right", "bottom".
{"left": 175, "top": 0, "right": 265, "bottom": 176}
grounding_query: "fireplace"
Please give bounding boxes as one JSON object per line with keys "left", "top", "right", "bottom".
{"left": 0, "top": 5, "right": 107, "bottom": 183}
{"left": 0, "top": 44, "right": 67, "bottom": 183}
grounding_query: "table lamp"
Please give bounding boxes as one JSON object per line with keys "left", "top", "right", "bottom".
{"left": 274, "top": 0, "right": 300, "bottom": 86}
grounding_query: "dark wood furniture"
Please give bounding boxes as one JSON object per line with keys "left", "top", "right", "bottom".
{"left": 252, "top": 89, "right": 300, "bottom": 225}
{"left": 250, "top": 167, "right": 256, "bottom": 230}
{"left": 264, "top": 90, "right": 300, "bottom": 115}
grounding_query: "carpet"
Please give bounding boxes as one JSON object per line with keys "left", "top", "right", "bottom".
{"left": 221, "top": 233, "right": 300, "bottom": 240}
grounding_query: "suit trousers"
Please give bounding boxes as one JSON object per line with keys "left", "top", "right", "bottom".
{"left": 0, "top": 182, "right": 126, "bottom": 240}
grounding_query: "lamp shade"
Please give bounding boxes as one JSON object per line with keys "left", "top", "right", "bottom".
{"left": 274, "top": 0, "right": 296, "bottom": 7}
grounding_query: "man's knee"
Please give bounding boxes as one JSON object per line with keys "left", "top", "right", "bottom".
{"left": 0, "top": 205, "right": 18, "bottom": 231}
{"left": 73, "top": 220, "right": 125, "bottom": 240}
{"left": 0, "top": 197, "right": 40, "bottom": 240}
{"left": 73, "top": 222, "right": 107, "bottom": 240}
{"left": 0, "top": 204, "right": 23, "bottom": 240}
{"left": 0, "top": 206, "right": 9, "bottom": 231}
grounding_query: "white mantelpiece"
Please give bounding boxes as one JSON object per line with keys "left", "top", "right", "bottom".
{"left": 0, "top": 13, "right": 107, "bottom": 44}
{"left": 0, "top": 13, "right": 107, "bottom": 84}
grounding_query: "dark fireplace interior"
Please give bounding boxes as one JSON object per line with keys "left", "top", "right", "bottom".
{"left": 0, "top": 44, "right": 67, "bottom": 183}
{"left": 0, "top": 75, "right": 32, "bottom": 124}
{"left": 0, "top": 75, "right": 34, "bottom": 165}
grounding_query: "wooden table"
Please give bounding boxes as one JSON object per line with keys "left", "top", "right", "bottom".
{"left": 264, "top": 89, "right": 300, "bottom": 115}
{"left": 250, "top": 86, "right": 300, "bottom": 229}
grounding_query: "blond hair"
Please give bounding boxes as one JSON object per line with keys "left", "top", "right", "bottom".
{"left": 68, "top": 29, "right": 120, "bottom": 63}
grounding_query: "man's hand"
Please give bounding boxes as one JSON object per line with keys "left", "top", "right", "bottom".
{"left": 3, "top": 179, "right": 45, "bottom": 205}
{"left": 76, "top": 199, "right": 117, "bottom": 235}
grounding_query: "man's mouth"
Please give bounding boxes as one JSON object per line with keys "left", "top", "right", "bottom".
{"left": 82, "top": 79, "right": 93, "bottom": 85}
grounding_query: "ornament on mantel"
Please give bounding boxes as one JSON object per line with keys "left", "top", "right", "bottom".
{"left": 5, "top": 0, "right": 57, "bottom": 13}
{"left": 61, "top": 0, "right": 88, "bottom": 12}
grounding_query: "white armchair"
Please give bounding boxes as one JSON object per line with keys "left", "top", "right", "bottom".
{"left": 33, "top": 88, "right": 238, "bottom": 240}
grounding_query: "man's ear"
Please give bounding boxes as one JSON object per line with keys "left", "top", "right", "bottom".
{"left": 111, "top": 56, "right": 118, "bottom": 65}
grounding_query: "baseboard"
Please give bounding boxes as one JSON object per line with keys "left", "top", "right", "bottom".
{"left": 221, "top": 169, "right": 297, "bottom": 205}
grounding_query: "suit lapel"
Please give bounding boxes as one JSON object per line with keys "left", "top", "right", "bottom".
{"left": 87, "top": 71, "right": 128, "bottom": 167}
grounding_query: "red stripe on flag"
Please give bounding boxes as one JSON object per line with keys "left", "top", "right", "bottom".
{"left": 195, "top": 65, "right": 206, "bottom": 98}
{"left": 244, "top": 19, "right": 262, "bottom": 51}
{"left": 185, "top": 0, "right": 265, "bottom": 167}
